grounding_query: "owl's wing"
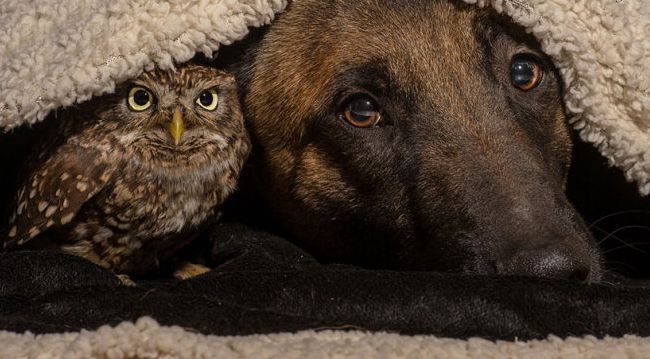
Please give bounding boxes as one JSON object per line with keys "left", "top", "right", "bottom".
{"left": 3, "top": 143, "right": 114, "bottom": 249}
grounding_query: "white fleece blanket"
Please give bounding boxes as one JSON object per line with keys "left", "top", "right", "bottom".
{"left": 1, "top": 317, "right": 650, "bottom": 359}
{"left": 1, "top": 0, "right": 649, "bottom": 357}
{"left": 0, "top": 0, "right": 285, "bottom": 127}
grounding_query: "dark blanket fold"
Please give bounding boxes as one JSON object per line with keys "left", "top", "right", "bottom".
{"left": 1, "top": 222, "right": 649, "bottom": 341}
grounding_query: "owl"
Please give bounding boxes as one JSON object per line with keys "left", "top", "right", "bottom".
{"left": 2, "top": 63, "right": 251, "bottom": 283}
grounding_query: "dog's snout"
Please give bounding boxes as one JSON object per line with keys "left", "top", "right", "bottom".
{"left": 496, "top": 244, "right": 592, "bottom": 282}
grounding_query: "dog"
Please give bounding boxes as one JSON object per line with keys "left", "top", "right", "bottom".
{"left": 223, "top": 0, "right": 602, "bottom": 281}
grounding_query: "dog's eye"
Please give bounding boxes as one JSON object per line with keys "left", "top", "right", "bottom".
{"left": 511, "top": 55, "right": 543, "bottom": 91}
{"left": 341, "top": 96, "right": 382, "bottom": 128}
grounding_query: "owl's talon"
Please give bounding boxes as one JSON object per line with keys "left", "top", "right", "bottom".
{"left": 117, "top": 274, "right": 136, "bottom": 286}
{"left": 173, "top": 262, "right": 211, "bottom": 280}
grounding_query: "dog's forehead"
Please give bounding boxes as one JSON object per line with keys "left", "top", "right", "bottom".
{"left": 274, "top": 0, "right": 490, "bottom": 100}
{"left": 248, "top": 0, "right": 498, "bottom": 139}
{"left": 333, "top": 1, "right": 487, "bottom": 90}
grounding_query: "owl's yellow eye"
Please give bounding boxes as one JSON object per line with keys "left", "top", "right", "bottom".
{"left": 196, "top": 88, "right": 219, "bottom": 111}
{"left": 127, "top": 86, "right": 153, "bottom": 111}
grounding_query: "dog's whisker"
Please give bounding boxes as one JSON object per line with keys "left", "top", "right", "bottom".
{"left": 604, "top": 260, "right": 639, "bottom": 273}
{"left": 593, "top": 225, "right": 633, "bottom": 246}
{"left": 594, "top": 225, "right": 650, "bottom": 253}
{"left": 597, "top": 224, "right": 650, "bottom": 254}
{"left": 587, "top": 210, "right": 650, "bottom": 229}
{"left": 603, "top": 241, "right": 650, "bottom": 255}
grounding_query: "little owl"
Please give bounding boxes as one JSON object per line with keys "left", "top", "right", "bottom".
{"left": 2, "top": 63, "right": 251, "bottom": 282}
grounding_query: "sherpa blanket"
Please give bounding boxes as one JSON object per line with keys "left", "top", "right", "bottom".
{"left": 1, "top": 0, "right": 650, "bottom": 358}
{"left": 5, "top": 318, "right": 650, "bottom": 359}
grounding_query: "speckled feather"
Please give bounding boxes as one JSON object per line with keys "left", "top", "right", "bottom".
{"left": 3, "top": 64, "right": 251, "bottom": 276}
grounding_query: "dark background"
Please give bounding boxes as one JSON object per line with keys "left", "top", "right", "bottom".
{"left": 567, "top": 134, "right": 650, "bottom": 278}
{"left": 1, "top": 118, "right": 650, "bottom": 278}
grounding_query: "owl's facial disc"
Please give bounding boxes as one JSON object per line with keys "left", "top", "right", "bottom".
{"left": 168, "top": 107, "right": 185, "bottom": 146}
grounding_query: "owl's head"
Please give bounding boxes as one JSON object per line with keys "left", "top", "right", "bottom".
{"left": 99, "top": 63, "right": 248, "bottom": 169}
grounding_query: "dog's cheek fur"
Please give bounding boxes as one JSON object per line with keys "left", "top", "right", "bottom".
{"left": 484, "top": 23, "right": 573, "bottom": 180}
{"left": 280, "top": 126, "right": 417, "bottom": 265}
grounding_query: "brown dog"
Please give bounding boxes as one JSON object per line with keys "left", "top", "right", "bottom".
{"left": 226, "top": 0, "right": 602, "bottom": 281}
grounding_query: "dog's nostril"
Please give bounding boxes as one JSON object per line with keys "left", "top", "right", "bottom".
{"left": 496, "top": 246, "right": 591, "bottom": 282}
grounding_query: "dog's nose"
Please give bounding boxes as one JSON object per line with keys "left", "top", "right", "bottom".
{"left": 496, "top": 245, "right": 591, "bottom": 281}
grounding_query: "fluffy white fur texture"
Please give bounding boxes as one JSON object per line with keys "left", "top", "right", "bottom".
{"left": 463, "top": 0, "right": 650, "bottom": 194}
{"left": 1, "top": 317, "right": 650, "bottom": 359}
{"left": 0, "top": 0, "right": 286, "bottom": 129}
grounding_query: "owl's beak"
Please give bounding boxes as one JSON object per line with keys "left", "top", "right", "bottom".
{"left": 168, "top": 107, "right": 185, "bottom": 146}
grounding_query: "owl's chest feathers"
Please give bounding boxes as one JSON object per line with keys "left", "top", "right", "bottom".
{"left": 70, "top": 159, "right": 226, "bottom": 273}
{"left": 97, "top": 156, "right": 228, "bottom": 237}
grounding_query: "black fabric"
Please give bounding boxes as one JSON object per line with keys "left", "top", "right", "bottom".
{"left": 1, "top": 222, "right": 650, "bottom": 340}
